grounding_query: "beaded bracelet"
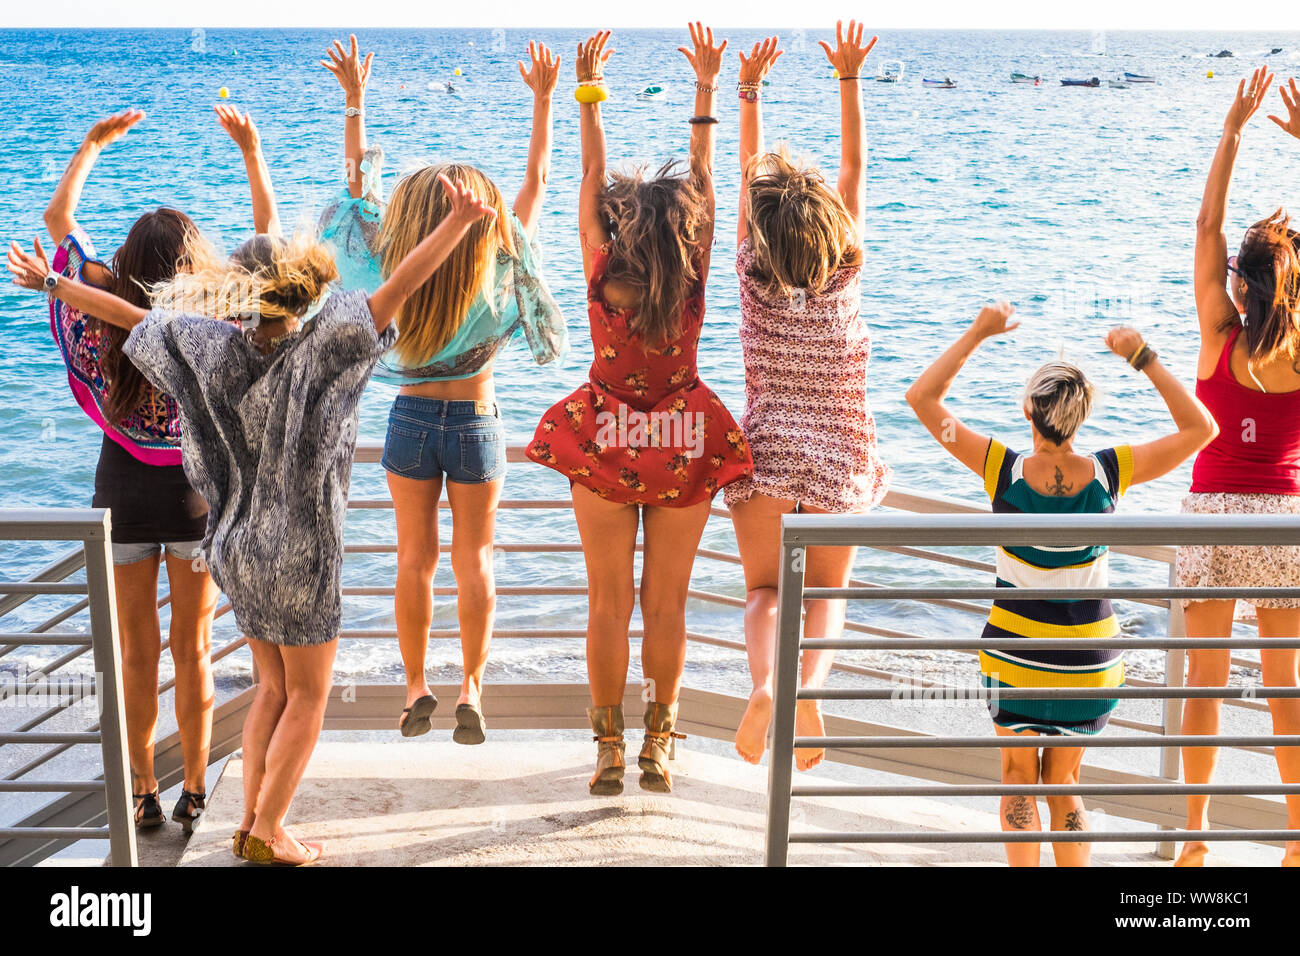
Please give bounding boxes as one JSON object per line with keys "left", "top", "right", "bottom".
{"left": 695, "top": 81, "right": 718, "bottom": 93}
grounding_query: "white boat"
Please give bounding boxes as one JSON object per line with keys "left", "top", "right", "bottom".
{"left": 1108, "top": 77, "right": 1132, "bottom": 89}
{"left": 876, "top": 60, "right": 905, "bottom": 83}
{"left": 922, "top": 77, "right": 957, "bottom": 89}
{"left": 1124, "top": 71, "right": 1157, "bottom": 84}
{"left": 636, "top": 85, "right": 666, "bottom": 101}
{"left": 1010, "top": 72, "right": 1042, "bottom": 85}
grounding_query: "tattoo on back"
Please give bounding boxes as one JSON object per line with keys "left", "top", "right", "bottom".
{"left": 1004, "top": 796, "right": 1035, "bottom": 829}
{"left": 1047, "top": 466, "right": 1074, "bottom": 497}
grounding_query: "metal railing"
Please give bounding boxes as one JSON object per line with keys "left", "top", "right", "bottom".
{"left": 764, "top": 512, "right": 1300, "bottom": 866}
{"left": 0, "top": 510, "right": 135, "bottom": 866}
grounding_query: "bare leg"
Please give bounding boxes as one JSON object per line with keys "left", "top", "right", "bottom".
{"left": 388, "top": 470, "right": 443, "bottom": 720}
{"left": 445, "top": 478, "right": 503, "bottom": 709}
{"left": 639, "top": 501, "right": 712, "bottom": 706}
{"left": 1255, "top": 607, "right": 1300, "bottom": 864}
{"left": 240, "top": 638, "right": 286, "bottom": 833}
{"left": 1042, "top": 745, "right": 1089, "bottom": 867}
{"left": 728, "top": 492, "right": 796, "bottom": 763}
{"left": 163, "top": 552, "right": 219, "bottom": 793}
{"left": 247, "top": 639, "right": 337, "bottom": 862}
{"left": 996, "top": 726, "right": 1043, "bottom": 867}
{"left": 571, "top": 485, "right": 639, "bottom": 706}
{"left": 113, "top": 554, "right": 163, "bottom": 795}
{"left": 1178, "top": 599, "right": 1235, "bottom": 866}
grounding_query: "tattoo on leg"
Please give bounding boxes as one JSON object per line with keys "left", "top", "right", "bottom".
{"left": 1064, "top": 809, "right": 1087, "bottom": 832}
{"left": 1005, "top": 796, "right": 1034, "bottom": 828}
{"left": 1047, "top": 466, "right": 1074, "bottom": 497}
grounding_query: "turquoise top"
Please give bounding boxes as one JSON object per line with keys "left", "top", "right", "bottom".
{"left": 317, "top": 146, "right": 568, "bottom": 383}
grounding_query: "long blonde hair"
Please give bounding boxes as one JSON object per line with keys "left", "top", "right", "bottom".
{"left": 151, "top": 231, "right": 337, "bottom": 324}
{"left": 744, "top": 147, "right": 862, "bottom": 298}
{"left": 378, "top": 164, "right": 515, "bottom": 365}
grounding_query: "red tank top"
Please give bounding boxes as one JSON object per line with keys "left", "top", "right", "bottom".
{"left": 1190, "top": 327, "right": 1300, "bottom": 495}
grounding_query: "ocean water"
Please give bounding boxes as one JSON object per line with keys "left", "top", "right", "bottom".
{"left": 2, "top": 30, "right": 1299, "bottom": 790}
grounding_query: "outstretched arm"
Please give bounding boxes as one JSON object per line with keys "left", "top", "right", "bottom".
{"left": 818, "top": 20, "right": 876, "bottom": 232}
{"left": 905, "top": 302, "right": 1019, "bottom": 477}
{"left": 367, "top": 173, "right": 497, "bottom": 333}
{"left": 44, "top": 110, "right": 146, "bottom": 247}
{"left": 736, "top": 37, "right": 782, "bottom": 246}
{"left": 1107, "top": 327, "right": 1219, "bottom": 485}
{"left": 576, "top": 31, "right": 613, "bottom": 279}
{"left": 321, "top": 34, "right": 374, "bottom": 200}
{"left": 679, "top": 22, "right": 726, "bottom": 274}
{"left": 1195, "top": 65, "right": 1272, "bottom": 358}
{"left": 215, "top": 105, "right": 281, "bottom": 236}
{"left": 514, "top": 41, "right": 560, "bottom": 237}
{"left": 9, "top": 238, "right": 148, "bottom": 329}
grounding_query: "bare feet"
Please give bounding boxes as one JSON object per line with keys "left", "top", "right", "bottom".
{"left": 795, "top": 700, "right": 826, "bottom": 771}
{"left": 735, "top": 686, "right": 773, "bottom": 764}
{"left": 1175, "top": 841, "right": 1209, "bottom": 867}
{"left": 457, "top": 675, "right": 482, "bottom": 710}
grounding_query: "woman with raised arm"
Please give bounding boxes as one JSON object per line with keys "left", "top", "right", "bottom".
{"left": 724, "top": 22, "right": 890, "bottom": 771}
{"left": 525, "top": 25, "right": 753, "bottom": 796}
{"left": 906, "top": 307, "right": 1216, "bottom": 866}
{"left": 10, "top": 175, "right": 498, "bottom": 866}
{"left": 1176, "top": 67, "right": 1300, "bottom": 867}
{"left": 34, "top": 106, "right": 274, "bottom": 834}
{"left": 318, "top": 36, "right": 567, "bottom": 743}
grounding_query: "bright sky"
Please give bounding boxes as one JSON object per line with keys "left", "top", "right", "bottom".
{"left": 12, "top": 0, "right": 1300, "bottom": 30}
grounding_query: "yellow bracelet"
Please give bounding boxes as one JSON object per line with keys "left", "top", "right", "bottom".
{"left": 575, "top": 84, "right": 608, "bottom": 104}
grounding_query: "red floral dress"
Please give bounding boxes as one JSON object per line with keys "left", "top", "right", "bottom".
{"left": 526, "top": 247, "right": 752, "bottom": 506}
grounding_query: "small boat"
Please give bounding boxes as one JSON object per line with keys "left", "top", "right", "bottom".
{"left": 1124, "top": 72, "right": 1156, "bottom": 84}
{"left": 636, "top": 85, "right": 666, "bottom": 101}
{"left": 922, "top": 77, "right": 957, "bottom": 89}
{"left": 1061, "top": 77, "right": 1101, "bottom": 88}
{"left": 876, "top": 60, "right": 905, "bottom": 83}
{"left": 1108, "top": 77, "right": 1131, "bottom": 89}
{"left": 1271, "top": 47, "right": 1284, "bottom": 55}
{"left": 445, "top": 81, "right": 458, "bottom": 95}
{"left": 1010, "top": 72, "right": 1042, "bottom": 85}
{"left": 1212, "top": 49, "right": 1234, "bottom": 58}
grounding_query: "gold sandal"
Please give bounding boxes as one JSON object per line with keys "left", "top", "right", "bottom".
{"left": 241, "top": 833, "right": 323, "bottom": 866}
{"left": 232, "top": 829, "right": 249, "bottom": 858}
{"left": 587, "top": 704, "right": 625, "bottom": 796}
{"left": 639, "top": 701, "right": 685, "bottom": 793}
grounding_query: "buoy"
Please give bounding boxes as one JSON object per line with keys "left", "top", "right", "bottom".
{"left": 400, "top": 83, "right": 406, "bottom": 89}
{"left": 832, "top": 68, "right": 840, "bottom": 78}
{"left": 218, "top": 86, "right": 229, "bottom": 99}
{"left": 454, "top": 67, "right": 462, "bottom": 76}
{"left": 1207, "top": 70, "right": 1214, "bottom": 78}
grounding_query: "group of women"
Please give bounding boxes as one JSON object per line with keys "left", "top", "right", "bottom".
{"left": 8, "top": 24, "right": 1300, "bottom": 867}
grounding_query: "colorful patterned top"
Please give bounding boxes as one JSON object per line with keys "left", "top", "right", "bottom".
{"left": 979, "top": 439, "right": 1134, "bottom": 735}
{"left": 317, "top": 146, "right": 568, "bottom": 382}
{"left": 49, "top": 228, "right": 184, "bottom": 465}
{"left": 525, "top": 246, "right": 753, "bottom": 507}
{"left": 723, "top": 237, "right": 890, "bottom": 513}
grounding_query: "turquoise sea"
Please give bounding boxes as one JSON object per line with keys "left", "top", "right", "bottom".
{"left": 2, "top": 29, "right": 1299, "bottom": 769}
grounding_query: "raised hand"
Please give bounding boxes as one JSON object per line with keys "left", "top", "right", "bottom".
{"left": 1268, "top": 77, "right": 1300, "bottom": 141}
{"left": 83, "top": 110, "right": 146, "bottom": 151}
{"left": 1105, "top": 325, "right": 1145, "bottom": 361}
{"left": 439, "top": 173, "right": 497, "bottom": 226}
{"left": 321, "top": 34, "right": 373, "bottom": 101}
{"left": 1225, "top": 65, "right": 1274, "bottom": 134}
{"left": 678, "top": 22, "right": 727, "bottom": 83}
{"left": 576, "top": 31, "right": 613, "bottom": 83}
{"left": 738, "top": 36, "right": 783, "bottom": 87}
{"left": 518, "top": 40, "right": 561, "bottom": 98}
{"left": 971, "top": 301, "right": 1019, "bottom": 339}
{"left": 214, "top": 104, "right": 261, "bottom": 155}
{"left": 8, "top": 238, "right": 52, "bottom": 292}
{"left": 817, "top": 19, "right": 878, "bottom": 78}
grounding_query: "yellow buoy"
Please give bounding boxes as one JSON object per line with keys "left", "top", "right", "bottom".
{"left": 454, "top": 67, "right": 462, "bottom": 76}
{"left": 832, "top": 68, "right": 840, "bottom": 78}
{"left": 218, "top": 86, "right": 230, "bottom": 99}
{"left": 1207, "top": 70, "right": 1214, "bottom": 78}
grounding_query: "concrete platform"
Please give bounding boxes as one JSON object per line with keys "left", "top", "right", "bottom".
{"left": 176, "top": 740, "right": 1268, "bottom": 866}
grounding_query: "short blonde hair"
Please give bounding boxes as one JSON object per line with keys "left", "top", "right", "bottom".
{"left": 1023, "top": 361, "right": 1094, "bottom": 445}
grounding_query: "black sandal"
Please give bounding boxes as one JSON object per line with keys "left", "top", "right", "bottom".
{"left": 399, "top": 694, "right": 437, "bottom": 738}
{"left": 133, "top": 790, "right": 163, "bottom": 830}
{"left": 171, "top": 790, "right": 206, "bottom": 836}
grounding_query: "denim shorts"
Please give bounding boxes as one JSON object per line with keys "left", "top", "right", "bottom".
{"left": 111, "top": 540, "right": 204, "bottom": 566}
{"left": 381, "top": 397, "right": 506, "bottom": 484}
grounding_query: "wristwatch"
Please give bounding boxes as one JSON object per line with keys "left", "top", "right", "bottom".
{"left": 344, "top": 106, "right": 363, "bottom": 118}
{"left": 43, "top": 272, "right": 59, "bottom": 294}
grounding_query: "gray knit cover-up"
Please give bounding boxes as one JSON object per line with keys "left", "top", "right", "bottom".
{"left": 124, "top": 290, "right": 396, "bottom": 646}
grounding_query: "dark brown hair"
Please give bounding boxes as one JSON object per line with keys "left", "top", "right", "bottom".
{"left": 99, "top": 208, "right": 196, "bottom": 422}
{"left": 1219, "top": 209, "right": 1300, "bottom": 363}
{"left": 599, "top": 162, "right": 709, "bottom": 347}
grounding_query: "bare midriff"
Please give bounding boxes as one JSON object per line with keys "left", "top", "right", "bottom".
{"left": 397, "top": 366, "right": 497, "bottom": 402}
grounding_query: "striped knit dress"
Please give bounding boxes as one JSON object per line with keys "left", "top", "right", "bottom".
{"left": 979, "top": 439, "right": 1133, "bottom": 735}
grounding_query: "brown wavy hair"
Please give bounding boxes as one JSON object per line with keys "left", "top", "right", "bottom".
{"left": 377, "top": 164, "right": 515, "bottom": 366}
{"left": 96, "top": 208, "right": 196, "bottom": 422}
{"left": 744, "top": 148, "right": 862, "bottom": 298}
{"left": 599, "top": 162, "right": 709, "bottom": 347}
{"left": 1220, "top": 209, "right": 1300, "bottom": 363}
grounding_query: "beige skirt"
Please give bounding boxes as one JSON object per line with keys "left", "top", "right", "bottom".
{"left": 1176, "top": 492, "right": 1300, "bottom": 609}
